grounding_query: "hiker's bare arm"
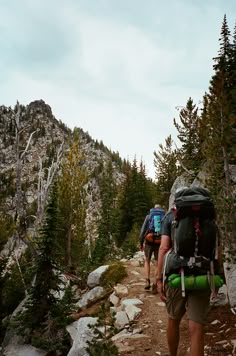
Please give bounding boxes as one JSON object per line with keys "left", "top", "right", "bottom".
{"left": 159, "top": 235, "right": 170, "bottom": 252}
{"left": 157, "top": 235, "right": 170, "bottom": 302}
{"left": 157, "top": 235, "right": 171, "bottom": 279}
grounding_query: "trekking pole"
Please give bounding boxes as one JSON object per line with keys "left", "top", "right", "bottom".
{"left": 180, "top": 267, "right": 185, "bottom": 297}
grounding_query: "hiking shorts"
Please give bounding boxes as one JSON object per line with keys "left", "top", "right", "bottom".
{"left": 144, "top": 243, "right": 159, "bottom": 261}
{"left": 165, "top": 286, "right": 211, "bottom": 324}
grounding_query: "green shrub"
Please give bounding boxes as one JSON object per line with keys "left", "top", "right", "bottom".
{"left": 100, "top": 262, "right": 127, "bottom": 289}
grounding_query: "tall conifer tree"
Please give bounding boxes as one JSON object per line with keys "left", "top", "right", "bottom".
{"left": 57, "top": 134, "right": 87, "bottom": 269}
{"left": 173, "top": 98, "right": 202, "bottom": 172}
{"left": 114, "top": 160, "right": 154, "bottom": 247}
{"left": 200, "top": 16, "right": 235, "bottom": 259}
{"left": 15, "top": 183, "right": 73, "bottom": 353}
{"left": 154, "top": 135, "right": 179, "bottom": 208}
{"left": 91, "top": 159, "right": 117, "bottom": 265}
{"left": 201, "top": 15, "right": 233, "bottom": 192}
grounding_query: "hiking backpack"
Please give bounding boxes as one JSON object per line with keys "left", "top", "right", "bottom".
{"left": 145, "top": 207, "right": 166, "bottom": 244}
{"left": 148, "top": 207, "right": 166, "bottom": 235}
{"left": 173, "top": 187, "right": 217, "bottom": 259}
{"left": 163, "top": 187, "right": 219, "bottom": 295}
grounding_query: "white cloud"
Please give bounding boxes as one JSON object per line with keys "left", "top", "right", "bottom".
{"left": 77, "top": 15, "right": 186, "bottom": 93}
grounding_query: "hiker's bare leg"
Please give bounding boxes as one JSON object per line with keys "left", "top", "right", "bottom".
{"left": 167, "top": 317, "right": 180, "bottom": 356}
{"left": 189, "top": 320, "right": 204, "bottom": 356}
{"left": 144, "top": 258, "right": 150, "bottom": 280}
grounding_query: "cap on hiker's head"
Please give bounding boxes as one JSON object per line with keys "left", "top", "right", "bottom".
{"left": 154, "top": 204, "right": 161, "bottom": 208}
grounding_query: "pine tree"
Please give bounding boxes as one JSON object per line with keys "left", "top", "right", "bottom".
{"left": 227, "top": 22, "right": 236, "bottom": 164}
{"left": 114, "top": 159, "right": 154, "bottom": 248}
{"left": 120, "top": 160, "right": 154, "bottom": 256}
{"left": 213, "top": 14, "right": 231, "bottom": 72}
{"left": 91, "top": 159, "right": 117, "bottom": 265}
{"left": 200, "top": 16, "right": 236, "bottom": 259}
{"left": 14, "top": 183, "right": 73, "bottom": 353}
{"left": 154, "top": 135, "right": 179, "bottom": 208}
{"left": 201, "top": 15, "right": 233, "bottom": 193}
{"left": 57, "top": 136, "right": 88, "bottom": 270}
{"left": 133, "top": 160, "right": 153, "bottom": 225}
{"left": 173, "top": 98, "right": 202, "bottom": 172}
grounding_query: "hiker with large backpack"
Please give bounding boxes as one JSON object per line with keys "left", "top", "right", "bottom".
{"left": 139, "top": 204, "right": 165, "bottom": 294}
{"left": 156, "top": 187, "right": 223, "bottom": 356}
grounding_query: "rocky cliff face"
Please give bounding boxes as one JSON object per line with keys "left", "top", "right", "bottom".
{"left": 0, "top": 100, "right": 125, "bottom": 248}
{"left": 0, "top": 100, "right": 67, "bottom": 209}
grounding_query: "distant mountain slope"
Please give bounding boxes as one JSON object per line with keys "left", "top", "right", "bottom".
{"left": 0, "top": 99, "right": 126, "bottom": 243}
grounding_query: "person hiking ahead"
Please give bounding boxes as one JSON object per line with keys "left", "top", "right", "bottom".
{"left": 139, "top": 204, "right": 165, "bottom": 294}
{"left": 157, "top": 187, "right": 223, "bottom": 356}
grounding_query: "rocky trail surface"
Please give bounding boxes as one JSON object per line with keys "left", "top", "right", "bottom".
{"left": 115, "top": 256, "right": 236, "bottom": 356}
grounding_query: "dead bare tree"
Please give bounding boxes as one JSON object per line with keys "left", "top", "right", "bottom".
{"left": 36, "top": 142, "right": 64, "bottom": 228}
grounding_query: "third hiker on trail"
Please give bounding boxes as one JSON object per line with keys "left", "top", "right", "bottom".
{"left": 139, "top": 204, "right": 165, "bottom": 294}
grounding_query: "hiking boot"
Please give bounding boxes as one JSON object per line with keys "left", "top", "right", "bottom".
{"left": 152, "top": 283, "right": 158, "bottom": 294}
{"left": 144, "top": 279, "right": 151, "bottom": 290}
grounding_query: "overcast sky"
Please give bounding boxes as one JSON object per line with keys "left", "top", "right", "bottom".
{"left": 1, "top": 1, "right": 236, "bottom": 179}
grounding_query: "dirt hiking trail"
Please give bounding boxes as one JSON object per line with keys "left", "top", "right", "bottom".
{"left": 116, "top": 258, "right": 236, "bottom": 356}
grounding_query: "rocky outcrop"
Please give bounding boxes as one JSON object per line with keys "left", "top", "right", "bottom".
{"left": 2, "top": 340, "right": 47, "bottom": 356}
{"left": 66, "top": 317, "right": 98, "bottom": 356}
{"left": 76, "top": 286, "right": 106, "bottom": 309}
{"left": 224, "top": 260, "right": 236, "bottom": 307}
{"left": 168, "top": 172, "right": 192, "bottom": 208}
{"left": 87, "top": 265, "right": 109, "bottom": 288}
